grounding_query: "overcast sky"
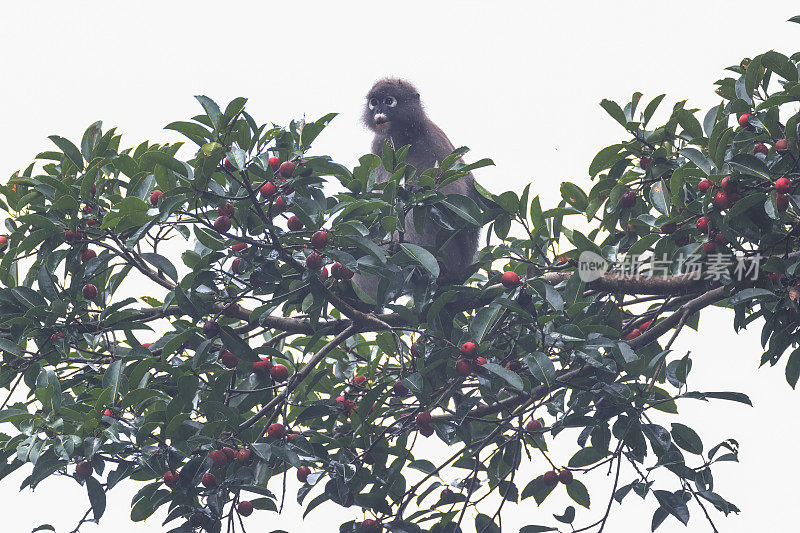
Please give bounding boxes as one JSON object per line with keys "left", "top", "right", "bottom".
{"left": 2, "top": 1, "right": 800, "bottom": 532}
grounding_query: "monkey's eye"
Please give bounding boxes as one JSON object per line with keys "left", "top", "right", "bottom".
{"left": 368, "top": 98, "right": 379, "bottom": 110}
{"left": 384, "top": 96, "right": 397, "bottom": 107}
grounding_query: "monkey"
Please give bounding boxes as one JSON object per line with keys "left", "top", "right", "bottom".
{"left": 352, "top": 78, "right": 481, "bottom": 305}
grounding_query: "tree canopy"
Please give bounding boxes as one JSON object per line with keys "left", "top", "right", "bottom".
{"left": 3, "top": 24, "right": 800, "bottom": 533}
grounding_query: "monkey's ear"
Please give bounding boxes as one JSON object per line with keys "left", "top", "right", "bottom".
{"left": 413, "top": 92, "right": 420, "bottom": 100}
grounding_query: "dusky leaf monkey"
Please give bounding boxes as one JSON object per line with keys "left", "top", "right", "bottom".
{"left": 353, "top": 78, "right": 481, "bottom": 304}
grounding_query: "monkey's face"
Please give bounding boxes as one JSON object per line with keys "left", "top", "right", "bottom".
{"left": 366, "top": 93, "right": 399, "bottom": 133}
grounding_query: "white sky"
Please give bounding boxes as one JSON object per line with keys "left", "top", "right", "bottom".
{"left": 1, "top": 1, "right": 800, "bottom": 532}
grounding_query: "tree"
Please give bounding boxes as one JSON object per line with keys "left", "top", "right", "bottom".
{"left": 2, "top": 25, "right": 800, "bottom": 532}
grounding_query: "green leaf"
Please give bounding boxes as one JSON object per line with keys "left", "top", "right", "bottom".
{"left": 521, "top": 476, "right": 555, "bottom": 505}
{"left": 678, "top": 147, "right": 712, "bottom": 175}
{"left": 48, "top": 135, "right": 84, "bottom": 171}
{"left": 762, "top": 51, "right": 798, "bottom": 82}
{"left": 643, "top": 94, "right": 666, "bottom": 125}
{"left": 519, "top": 527, "right": 558, "bottom": 533}
{"left": 786, "top": 347, "right": 800, "bottom": 388}
{"left": 398, "top": 243, "right": 440, "bottom": 278}
{"left": 140, "top": 253, "right": 179, "bottom": 282}
{"left": 568, "top": 447, "right": 608, "bottom": 468}
{"left": 566, "top": 479, "right": 590, "bottom": 508}
{"left": 102, "top": 359, "right": 124, "bottom": 402}
{"left": 600, "top": 99, "right": 627, "bottom": 127}
{"left": 195, "top": 95, "right": 222, "bottom": 129}
{"left": 470, "top": 306, "right": 500, "bottom": 345}
{"left": 589, "top": 144, "right": 624, "bottom": 177}
{"left": 86, "top": 477, "right": 106, "bottom": 520}
{"left": 670, "top": 423, "right": 703, "bottom": 455}
{"left": 481, "top": 362, "right": 524, "bottom": 391}
{"left": 525, "top": 352, "right": 556, "bottom": 387}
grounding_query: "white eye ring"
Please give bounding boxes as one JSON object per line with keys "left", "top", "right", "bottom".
{"left": 385, "top": 96, "right": 397, "bottom": 107}
{"left": 368, "top": 98, "right": 379, "bottom": 110}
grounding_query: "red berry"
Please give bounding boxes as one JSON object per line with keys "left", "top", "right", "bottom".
{"left": 234, "top": 448, "right": 250, "bottom": 465}
{"left": 51, "top": 331, "right": 65, "bottom": 342}
{"left": 696, "top": 217, "right": 710, "bottom": 233}
{"left": 331, "top": 262, "right": 353, "bottom": 280}
{"left": 455, "top": 358, "right": 473, "bottom": 377}
{"left": 209, "top": 449, "right": 228, "bottom": 467}
{"left": 713, "top": 191, "right": 731, "bottom": 210}
{"left": 336, "top": 396, "right": 357, "bottom": 415}
{"left": 237, "top": 500, "right": 253, "bottom": 517}
{"left": 287, "top": 215, "right": 304, "bottom": 231}
{"left": 320, "top": 266, "right": 329, "bottom": 280}
{"left": 738, "top": 113, "right": 752, "bottom": 127}
{"left": 698, "top": 178, "right": 713, "bottom": 193}
{"left": 415, "top": 411, "right": 432, "bottom": 426}
{"left": 220, "top": 350, "right": 238, "bottom": 369}
{"left": 149, "top": 190, "right": 163, "bottom": 206}
{"left": 720, "top": 176, "right": 737, "bottom": 194}
{"left": 274, "top": 196, "right": 286, "bottom": 210}
{"left": 223, "top": 157, "right": 236, "bottom": 172}
{"left": 460, "top": 342, "right": 477, "bottom": 358}
{"left": 361, "top": 519, "right": 381, "bottom": 533}
{"left": 543, "top": 470, "right": 559, "bottom": 487}
{"left": 267, "top": 423, "right": 286, "bottom": 438}
{"left": 475, "top": 356, "right": 487, "bottom": 366}
{"left": 352, "top": 375, "right": 367, "bottom": 386}
{"left": 640, "top": 320, "right": 653, "bottom": 330}
{"left": 64, "top": 230, "right": 80, "bottom": 243}
{"left": 297, "top": 466, "right": 311, "bottom": 482}
{"left": 232, "top": 257, "right": 244, "bottom": 274}
{"left": 625, "top": 329, "right": 641, "bottom": 341}
{"left": 526, "top": 419, "right": 542, "bottom": 432}
{"left": 81, "top": 248, "right": 96, "bottom": 262}
{"left": 222, "top": 447, "right": 237, "bottom": 461}
{"left": 163, "top": 470, "right": 179, "bottom": 488}
{"left": 82, "top": 284, "right": 98, "bottom": 300}
{"left": 310, "top": 230, "right": 329, "bottom": 249}
{"left": 714, "top": 231, "right": 727, "bottom": 245}
{"left": 777, "top": 193, "right": 789, "bottom": 212}
{"left": 203, "top": 320, "right": 220, "bottom": 336}
{"left": 619, "top": 190, "right": 637, "bottom": 208}
{"left": 660, "top": 223, "right": 676, "bottom": 234}
{"left": 639, "top": 156, "right": 652, "bottom": 169}
{"left": 558, "top": 470, "right": 574, "bottom": 485}
{"left": 768, "top": 272, "right": 780, "bottom": 284}
{"left": 393, "top": 380, "right": 409, "bottom": 396}
{"left": 776, "top": 139, "right": 789, "bottom": 151}
{"left": 268, "top": 157, "right": 281, "bottom": 171}
{"left": 260, "top": 181, "right": 278, "bottom": 198}
{"left": 75, "top": 461, "right": 93, "bottom": 480}
{"left": 217, "top": 203, "right": 234, "bottom": 217}
{"left": 231, "top": 242, "right": 248, "bottom": 253}
{"left": 86, "top": 219, "right": 98, "bottom": 226}
{"left": 279, "top": 161, "right": 296, "bottom": 178}
{"left": 775, "top": 178, "right": 792, "bottom": 193}
{"left": 306, "top": 252, "right": 323, "bottom": 270}
{"left": 252, "top": 356, "right": 272, "bottom": 375}
{"left": 82, "top": 204, "right": 93, "bottom": 214}
{"left": 103, "top": 408, "right": 115, "bottom": 418}
{"left": 703, "top": 241, "right": 717, "bottom": 254}
{"left": 142, "top": 342, "right": 152, "bottom": 348}
{"left": 201, "top": 472, "right": 217, "bottom": 488}
{"left": 270, "top": 363, "right": 289, "bottom": 382}
{"left": 501, "top": 271, "right": 522, "bottom": 289}
{"left": 419, "top": 424, "right": 434, "bottom": 437}
{"left": 754, "top": 142, "right": 769, "bottom": 155}
{"left": 214, "top": 215, "right": 232, "bottom": 233}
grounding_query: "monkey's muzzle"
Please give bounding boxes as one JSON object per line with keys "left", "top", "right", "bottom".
{"left": 373, "top": 113, "right": 390, "bottom": 131}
